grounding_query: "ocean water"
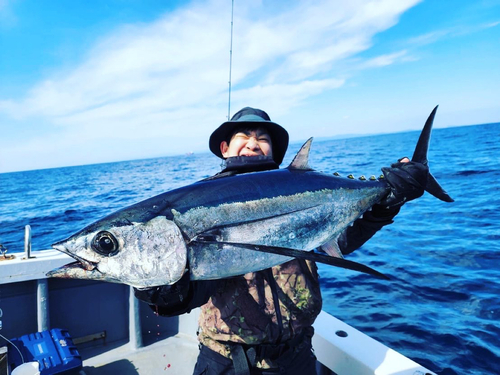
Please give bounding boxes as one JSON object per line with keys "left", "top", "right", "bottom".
{"left": 1, "top": 123, "right": 499, "bottom": 374}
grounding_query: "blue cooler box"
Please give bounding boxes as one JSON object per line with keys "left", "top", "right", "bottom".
{"left": 8, "top": 328, "right": 82, "bottom": 374}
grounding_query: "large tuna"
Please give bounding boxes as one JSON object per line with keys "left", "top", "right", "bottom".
{"left": 47, "top": 107, "right": 453, "bottom": 288}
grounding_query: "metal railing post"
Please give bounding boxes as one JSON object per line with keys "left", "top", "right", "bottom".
{"left": 129, "top": 286, "right": 143, "bottom": 350}
{"left": 37, "top": 279, "right": 49, "bottom": 332}
{"left": 24, "top": 225, "right": 34, "bottom": 259}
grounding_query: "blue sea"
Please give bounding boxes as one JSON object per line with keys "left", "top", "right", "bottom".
{"left": 1, "top": 123, "right": 499, "bottom": 375}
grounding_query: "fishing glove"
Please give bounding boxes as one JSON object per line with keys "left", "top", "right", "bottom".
{"left": 378, "top": 159, "right": 428, "bottom": 208}
{"left": 134, "top": 271, "right": 191, "bottom": 310}
{"left": 134, "top": 271, "right": 217, "bottom": 317}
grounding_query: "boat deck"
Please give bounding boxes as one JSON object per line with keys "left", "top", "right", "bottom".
{"left": 81, "top": 333, "right": 199, "bottom": 375}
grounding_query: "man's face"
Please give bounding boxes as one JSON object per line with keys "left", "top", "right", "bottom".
{"left": 220, "top": 127, "right": 273, "bottom": 158}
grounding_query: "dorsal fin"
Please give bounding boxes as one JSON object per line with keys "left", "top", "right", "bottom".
{"left": 287, "top": 138, "right": 314, "bottom": 170}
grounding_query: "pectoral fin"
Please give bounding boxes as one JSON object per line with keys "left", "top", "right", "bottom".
{"left": 193, "top": 239, "right": 389, "bottom": 280}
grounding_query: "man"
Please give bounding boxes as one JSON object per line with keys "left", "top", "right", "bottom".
{"left": 135, "top": 107, "right": 426, "bottom": 375}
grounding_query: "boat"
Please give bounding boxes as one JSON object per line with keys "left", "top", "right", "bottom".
{"left": 0, "top": 236, "right": 437, "bottom": 375}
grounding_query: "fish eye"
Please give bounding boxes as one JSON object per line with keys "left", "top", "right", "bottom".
{"left": 92, "top": 231, "right": 119, "bottom": 256}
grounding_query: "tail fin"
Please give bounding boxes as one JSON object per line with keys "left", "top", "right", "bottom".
{"left": 412, "top": 106, "right": 454, "bottom": 202}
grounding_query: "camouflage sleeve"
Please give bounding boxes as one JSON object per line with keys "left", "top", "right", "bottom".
{"left": 134, "top": 271, "right": 218, "bottom": 317}
{"left": 337, "top": 204, "right": 400, "bottom": 255}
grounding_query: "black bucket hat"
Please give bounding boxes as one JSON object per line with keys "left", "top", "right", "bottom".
{"left": 209, "top": 107, "right": 289, "bottom": 165}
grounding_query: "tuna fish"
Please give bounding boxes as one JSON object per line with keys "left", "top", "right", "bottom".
{"left": 47, "top": 107, "right": 453, "bottom": 288}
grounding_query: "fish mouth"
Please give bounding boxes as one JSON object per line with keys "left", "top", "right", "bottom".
{"left": 56, "top": 260, "right": 96, "bottom": 272}
{"left": 52, "top": 244, "right": 97, "bottom": 271}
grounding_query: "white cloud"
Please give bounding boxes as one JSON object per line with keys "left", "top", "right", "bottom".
{"left": 231, "top": 79, "right": 346, "bottom": 116}
{"left": 408, "top": 29, "right": 454, "bottom": 46}
{"left": 360, "top": 50, "right": 413, "bottom": 68}
{"left": 483, "top": 20, "right": 500, "bottom": 28}
{"left": 0, "top": 0, "right": 422, "bottom": 172}
{"left": 409, "top": 19, "right": 500, "bottom": 47}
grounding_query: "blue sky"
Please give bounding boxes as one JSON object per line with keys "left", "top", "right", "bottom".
{"left": 1, "top": 0, "right": 499, "bottom": 173}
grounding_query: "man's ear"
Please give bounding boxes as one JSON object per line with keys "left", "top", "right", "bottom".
{"left": 220, "top": 141, "right": 229, "bottom": 158}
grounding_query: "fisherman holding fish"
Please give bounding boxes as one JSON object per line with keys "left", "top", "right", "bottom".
{"left": 134, "top": 107, "right": 431, "bottom": 375}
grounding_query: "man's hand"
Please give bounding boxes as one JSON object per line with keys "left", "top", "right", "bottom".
{"left": 379, "top": 157, "right": 428, "bottom": 208}
{"left": 134, "top": 271, "right": 191, "bottom": 305}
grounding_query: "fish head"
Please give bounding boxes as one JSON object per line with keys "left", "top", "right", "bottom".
{"left": 47, "top": 216, "right": 188, "bottom": 288}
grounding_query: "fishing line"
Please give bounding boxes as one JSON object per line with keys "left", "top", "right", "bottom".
{"left": 227, "top": 0, "right": 234, "bottom": 120}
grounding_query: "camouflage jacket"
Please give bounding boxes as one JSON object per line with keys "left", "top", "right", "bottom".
{"left": 197, "top": 258, "right": 322, "bottom": 366}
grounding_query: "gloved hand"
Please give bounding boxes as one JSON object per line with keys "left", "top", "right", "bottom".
{"left": 378, "top": 157, "right": 428, "bottom": 208}
{"left": 134, "top": 271, "right": 217, "bottom": 317}
{"left": 134, "top": 270, "right": 191, "bottom": 306}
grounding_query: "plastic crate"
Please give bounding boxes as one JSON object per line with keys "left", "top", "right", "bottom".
{"left": 8, "top": 329, "right": 82, "bottom": 375}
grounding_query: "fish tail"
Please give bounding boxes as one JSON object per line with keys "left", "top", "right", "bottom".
{"left": 411, "top": 105, "right": 454, "bottom": 203}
